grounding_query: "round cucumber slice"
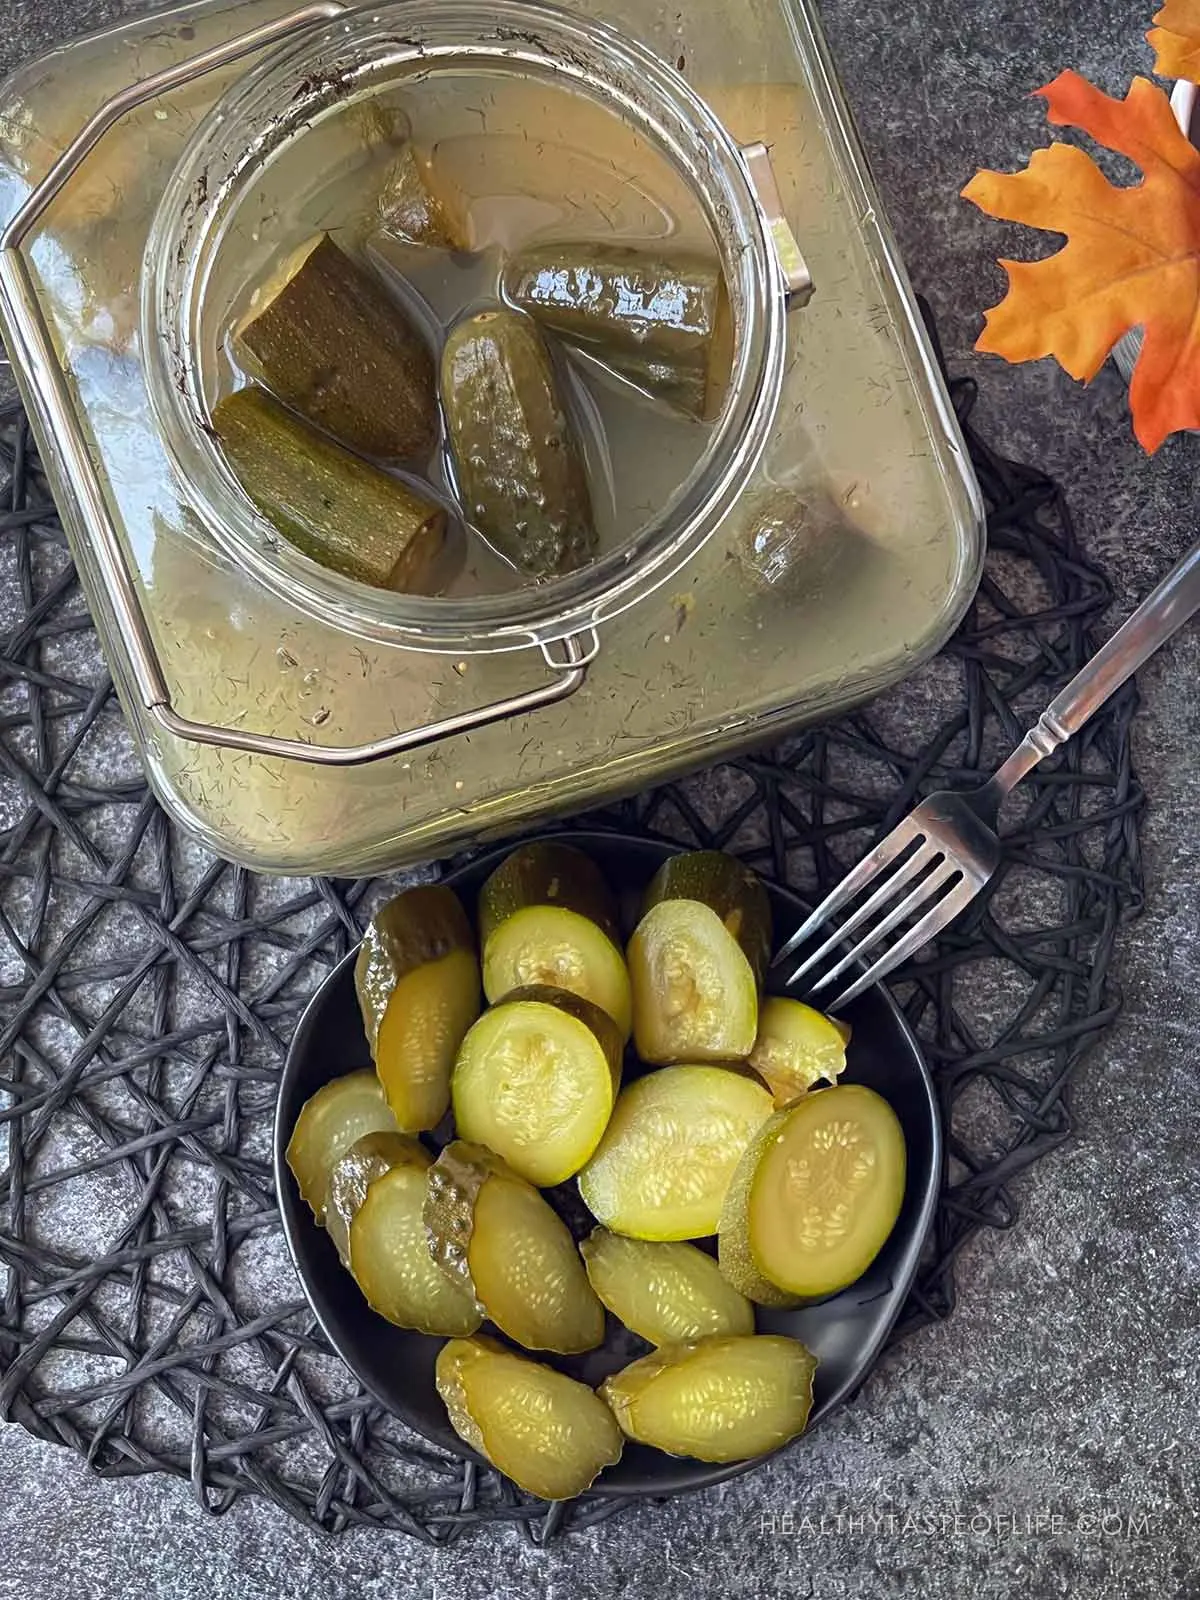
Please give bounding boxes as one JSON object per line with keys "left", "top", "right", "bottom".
{"left": 348, "top": 1159, "right": 482, "bottom": 1337}
{"left": 576, "top": 1065, "right": 773, "bottom": 1241}
{"left": 718, "top": 1084, "right": 906, "bottom": 1304}
{"left": 628, "top": 900, "right": 759, "bottom": 1064}
{"left": 599, "top": 1333, "right": 817, "bottom": 1463}
{"left": 749, "top": 997, "right": 849, "bottom": 1106}
{"left": 424, "top": 1141, "right": 604, "bottom": 1354}
{"left": 483, "top": 906, "right": 632, "bottom": 1040}
{"left": 642, "top": 851, "right": 772, "bottom": 983}
{"left": 451, "top": 987, "right": 622, "bottom": 1185}
{"left": 437, "top": 1336, "right": 623, "bottom": 1499}
{"left": 580, "top": 1229, "right": 754, "bottom": 1344}
{"left": 355, "top": 884, "right": 481, "bottom": 1132}
{"left": 325, "top": 1129, "right": 427, "bottom": 1265}
{"left": 285, "top": 1069, "right": 399, "bottom": 1222}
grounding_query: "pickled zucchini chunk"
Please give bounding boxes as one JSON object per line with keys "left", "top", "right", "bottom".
{"left": 630, "top": 853, "right": 771, "bottom": 1064}
{"left": 441, "top": 308, "right": 597, "bottom": 578}
{"left": 424, "top": 1142, "right": 604, "bottom": 1353}
{"left": 479, "top": 843, "right": 631, "bottom": 1038}
{"left": 451, "top": 987, "right": 622, "bottom": 1185}
{"left": 599, "top": 1334, "right": 817, "bottom": 1463}
{"left": 577, "top": 1065, "right": 773, "bottom": 1240}
{"left": 718, "top": 1084, "right": 906, "bottom": 1306}
{"left": 502, "top": 244, "right": 731, "bottom": 420}
{"left": 437, "top": 1336, "right": 623, "bottom": 1499}
{"left": 285, "top": 1069, "right": 399, "bottom": 1222}
{"left": 324, "top": 1129, "right": 426, "bottom": 1265}
{"left": 355, "top": 884, "right": 482, "bottom": 1132}
{"left": 213, "top": 386, "right": 446, "bottom": 593}
{"left": 580, "top": 1229, "right": 754, "bottom": 1345}
{"left": 749, "top": 997, "right": 850, "bottom": 1106}
{"left": 236, "top": 233, "right": 438, "bottom": 461}
{"left": 378, "top": 144, "right": 469, "bottom": 251}
{"left": 348, "top": 1145, "right": 482, "bottom": 1336}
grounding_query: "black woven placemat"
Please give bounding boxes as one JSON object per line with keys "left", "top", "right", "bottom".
{"left": 0, "top": 343, "right": 1144, "bottom": 1542}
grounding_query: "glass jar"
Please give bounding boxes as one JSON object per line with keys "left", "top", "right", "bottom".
{"left": 0, "top": 0, "right": 984, "bottom": 874}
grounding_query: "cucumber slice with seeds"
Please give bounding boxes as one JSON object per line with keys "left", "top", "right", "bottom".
{"left": 355, "top": 885, "right": 482, "bottom": 1132}
{"left": 437, "top": 1336, "right": 623, "bottom": 1499}
{"left": 347, "top": 1147, "right": 483, "bottom": 1336}
{"left": 285, "top": 1069, "right": 399, "bottom": 1222}
{"left": 325, "top": 1129, "right": 426, "bottom": 1265}
{"left": 424, "top": 1141, "right": 604, "bottom": 1354}
{"left": 479, "top": 844, "right": 631, "bottom": 1038}
{"left": 580, "top": 1228, "right": 754, "bottom": 1345}
{"left": 718, "top": 1084, "right": 906, "bottom": 1305}
{"left": 630, "top": 852, "right": 771, "bottom": 1064}
{"left": 576, "top": 1065, "right": 773, "bottom": 1241}
{"left": 451, "top": 987, "right": 622, "bottom": 1185}
{"left": 749, "top": 997, "right": 849, "bottom": 1106}
{"left": 599, "top": 1334, "right": 817, "bottom": 1463}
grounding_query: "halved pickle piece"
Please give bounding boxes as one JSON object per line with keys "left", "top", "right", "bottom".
{"left": 580, "top": 1228, "right": 753, "bottom": 1344}
{"left": 576, "top": 1065, "right": 773, "bottom": 1240}
{"left": 347, "top": 1146, "right": 482, "bottom": 1336}
{"left": 355, "top": 884, "right": 482, "bottom": 1132}
{"left": 324, "top": 1129, "right": 425, "bottom": 1265}
{"left": 643, "top": 851, "right": 772, "bottom": 983}
{"left": 599, "top": 1334, "right": 816, "bottom": 1463}
{"left": 285, "top": 1069, "right": 399, "bottom": 1222}
{"left": 437, "top": 1336, "right": 623, "bottom": 1499}
{"left": 451, "top": 987, "right": 622, "bottom": 1185}
{"left": 479, "top": 843, "right": 632, "bottom": 1038}
{"left": 749, "top": 998, "right": 850, "bottom": 1106}
{"left": 629, "top": 855, "right": 770, "bottom": 1064}
{"left": 718, "top": 1084, "right": 906, "bottom": 1305}
{"left": 425, "top": 1142, "right": 604, "bottom": 1353}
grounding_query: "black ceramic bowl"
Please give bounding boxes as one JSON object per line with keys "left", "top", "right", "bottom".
{"left": 273, "top": 830, "right": 941, "bottom": 1497}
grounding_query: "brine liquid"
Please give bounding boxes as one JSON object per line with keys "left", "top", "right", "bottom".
{"left": 215, "top": 71, "right": 723, "bottom": 597}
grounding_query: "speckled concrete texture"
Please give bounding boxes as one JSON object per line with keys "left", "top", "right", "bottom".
{"left": 2, "top": 0, "right": 1200, "bottom": 1595}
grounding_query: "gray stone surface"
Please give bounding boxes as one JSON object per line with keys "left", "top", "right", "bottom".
{"left": 1, "top": 0, "right": 1199, "bottom": 1595}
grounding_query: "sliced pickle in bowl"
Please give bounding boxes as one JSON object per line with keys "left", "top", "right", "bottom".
{"left": 324, "top": 1128, "right": 425, "bottom": 1265}
{"left": 451, "top": 986, "right": 622, "bottom": 1185}
{"left": 576, "top": 1065, "right": 773, "bottom": 1240}
{"left": 355, "top": 884, "right": 482, "bottom": 1132}
{"left": 599, "top": 1333, "right": 817, "bottom": 1463}
{"left": 424, "top": 1141, "right": 604, "bottom": 1354}
{"left": 580, "top": 1228, "right": 754, "bottom": 1344}
{"left": 437, "top": 1336, "right": 623, "bottom": 1499}
{"left": 718, "top": 1084, "right": 907, "bottom": 1305}
{"left": 749, "top": 997, "right": 850, "bottom": 1106}
{"left": 347, "top": 1141, "right": 483, "bottom": 1337}
{"left": 629, "top": 852, "right": 772, "bottom": 1064}
{"left": 478, "top": 842, "right": 632, "bottom": 1038}
{"left": 285, "top": 1068, "right": 399, "bottom": 1222}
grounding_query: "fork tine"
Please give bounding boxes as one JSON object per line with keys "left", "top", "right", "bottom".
{"left": 806, "top": 856, "right": 959, "bottom": 994}
{"left": 823, "top": 876, "right": 980, "bottom": 1011}
{"left": 771, "top": 817, "right": 924, "bottom": 969}
{"left": 787, "top": 839, "right": 939, "bottom": 984}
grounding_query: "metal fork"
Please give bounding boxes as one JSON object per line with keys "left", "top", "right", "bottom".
{"left": 775, "top": 536, "right": 1200, "bottom": 1010}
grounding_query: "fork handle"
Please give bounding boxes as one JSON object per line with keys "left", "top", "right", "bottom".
{"left": 991, "top": 535, "right": 1200, "bottom": 795}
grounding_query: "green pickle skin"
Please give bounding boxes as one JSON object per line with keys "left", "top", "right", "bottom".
{"left": 441, "top": 309, "right": 597, "bottom": 578}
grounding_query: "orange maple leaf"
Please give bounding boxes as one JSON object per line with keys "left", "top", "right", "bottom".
{"left": 962, "top": 71, "right": 1200, "bottom": 451}
{"left": 1149, "top": 0, "right": 1200, "bottom": 84}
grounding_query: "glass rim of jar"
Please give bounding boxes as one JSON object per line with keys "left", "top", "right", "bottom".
{"left": 142, "top": 0, "right": 789, "bottom": 656}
